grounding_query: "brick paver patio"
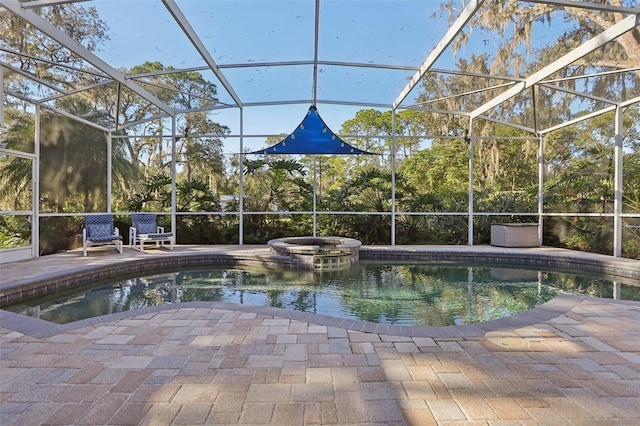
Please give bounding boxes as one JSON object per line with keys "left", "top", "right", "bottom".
{"left": 1, "top": 246, "right": 639, "bottom": 425}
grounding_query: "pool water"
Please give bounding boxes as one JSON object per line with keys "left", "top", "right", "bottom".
{"left": 5, "top": 262, "right": 640, "bottom": 326}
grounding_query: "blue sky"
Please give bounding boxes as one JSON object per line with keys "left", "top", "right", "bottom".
{"left": 92, "top": 3, "right": 450, "bottom": 107}
{"left": 89, "top": 0, "right": 564, "bottom": 152}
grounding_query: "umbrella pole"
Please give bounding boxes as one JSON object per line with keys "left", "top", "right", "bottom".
{"left": 313, "top": 155, "right": 317, "bottom": 236}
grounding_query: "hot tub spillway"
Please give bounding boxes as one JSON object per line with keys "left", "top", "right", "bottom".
{"left": 267, "top": 236, "right": 361, "bottom": 271}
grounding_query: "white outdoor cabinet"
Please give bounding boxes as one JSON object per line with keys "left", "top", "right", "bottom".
{"left": 490, "top": 223, "right": 539, "bottom": 247}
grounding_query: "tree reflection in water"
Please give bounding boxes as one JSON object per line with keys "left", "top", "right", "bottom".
{"left": 8, "top": 262, "right": 640, "bottom": 325}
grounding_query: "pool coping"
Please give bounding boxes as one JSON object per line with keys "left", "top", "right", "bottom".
{"left": 1, "top": 244, "right": 639, "bottom": 338}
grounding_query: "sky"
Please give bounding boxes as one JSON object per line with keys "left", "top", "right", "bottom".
{"left": 85, "top": 0, "right": 564, "bottom": 152}
{"left": 89, "top": 2, "right": 447, "bottom": 112}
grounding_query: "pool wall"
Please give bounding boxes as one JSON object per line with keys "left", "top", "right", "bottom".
{"left": 1, "top": 245, "right": 639, "bottom": 307}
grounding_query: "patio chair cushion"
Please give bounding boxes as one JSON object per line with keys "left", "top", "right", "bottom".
{"left": 145, "top": 232, "right": 173, "bottom": 240}
{"left": 136, "top": 222, "right": 157, "bottom": 235}
{"left": 89, "top": 224, "right": 113, "bottom": 239}
{"left": 89, "top": 234, "right": 123, "bottom": 243}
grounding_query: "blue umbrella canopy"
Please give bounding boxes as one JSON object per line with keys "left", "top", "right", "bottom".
{"left": 248, "top": 106, "right": 378, "bottom": 155}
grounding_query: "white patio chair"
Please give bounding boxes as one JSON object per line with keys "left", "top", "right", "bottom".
{"left": 129, "top": 213, "right": 174, "bottom": 252}
{"left": 83, "top": 214, "right": 123, "bottom": 256}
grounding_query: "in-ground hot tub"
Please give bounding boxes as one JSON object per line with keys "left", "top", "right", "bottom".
{"left": 267, "top": 236, "right": 361, "bottom": 270}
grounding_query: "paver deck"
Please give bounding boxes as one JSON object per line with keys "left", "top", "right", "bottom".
{"left": 1, "top": 246, "right": 640, "bottom": 425}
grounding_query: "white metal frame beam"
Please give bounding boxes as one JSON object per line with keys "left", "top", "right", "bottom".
{"left": 620, "top": 95, "right": 640, "bottom": 108}
{"left": 33, "top": 104, "right": 41, "bottom": 257}
{"left": 542, "top": 66, "right": 640, "bottom": 85}
{"left": 0, "top": 64, "right": 3, "bottom": 126}
{"left": 477, "top": 115, "right": 536, "bottom": 134}
{"left": 412, "top": 82, "right": 517, "bottom": 108}
{"left": 393, "top": 0, "right": 486, "bottom": 109}
{"left": 1, "top": 61, "right": 66, "bottom": 93}
{"left": 162, "top": 0, "right": 243, "bottom": 108}
{"left": 3, "top": 88, "right": 35, "bottom": 103}
{"left": 21, "top": 0, "right": 89, "bottom": 8}
{"left": 126, "top": 61, "right": 419, "bottom": 78}
{"left": 613, "top": 106, "right": 624, "bottom": 257}
{"left": 539, "top": 95, "right": 640, "bottom": 135}
{"left": 541, "top": 105, "right": 617, "bottom": 135}
{"left": 39, "top": 80, "right": 113, "bottom": 103}
{"left": 1, "top": 46, "right": 108, "bottom": 78}
{"left": 312, "top": 0, "right": 320, "bottom": 105}
{"left": 537, "top": 82, "right": 619, "bottom": 106}
{"left": 0, "top": 0, "right": 175, "bottom": 116}
{"left": 471, "top": 13, "right": 640, "bottom": 119}
{"left": 42, "top": 104, "right": 110, "bottom": 131}
{"left": 523, "top": 0, "right": 640, "bottom": 15}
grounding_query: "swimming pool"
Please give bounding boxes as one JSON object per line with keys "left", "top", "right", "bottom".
{"left": 5, "top": 261, "right": 640, "bottom": 326}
